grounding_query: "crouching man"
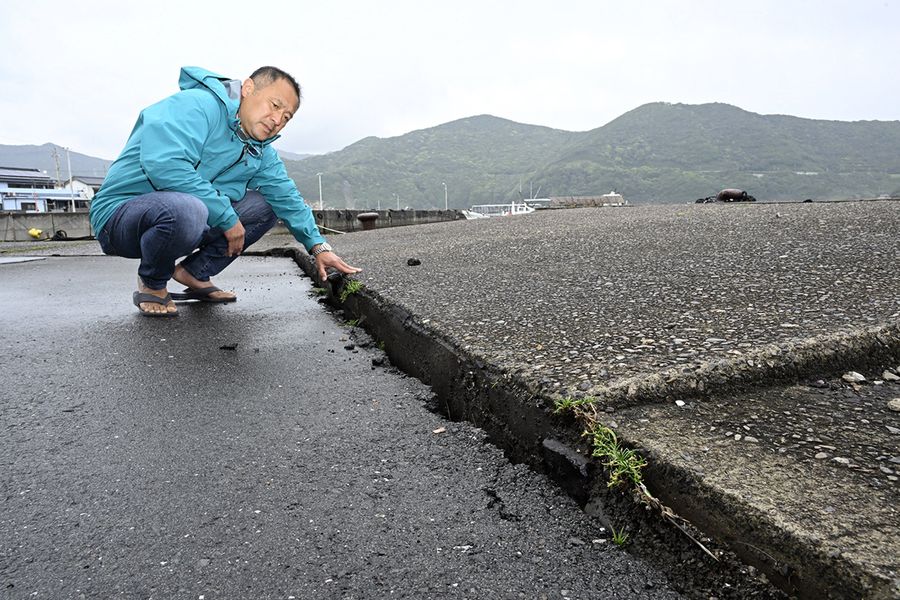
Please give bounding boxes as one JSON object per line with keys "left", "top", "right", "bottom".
{"left": 90, "top": 65, "right": 359, "bottom": 317}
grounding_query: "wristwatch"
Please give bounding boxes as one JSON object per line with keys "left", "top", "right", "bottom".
{"left": 310, "top": 242, "right": 333, "bottom": 256}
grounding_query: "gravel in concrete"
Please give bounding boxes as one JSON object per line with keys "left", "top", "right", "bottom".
{"left": 325, "top": 202, "right": 899, "bottom": 397}
{"left": 612, "top": 372, "right": 900, "bottom": 597}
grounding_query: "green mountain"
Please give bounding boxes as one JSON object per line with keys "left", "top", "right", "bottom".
{"left": 0, "top": 143, "right": 312, "bottom": 182}
{"left": 284, "top": 103, "right": 900, "bottom": 207}
{"left": 276, "top": 150, "right": 315, "bottom": 162}
{"left": 0, "top": 143, "right": 112, "bottom": 179}
{"left": 6, "top": 103, "right": 898, "bottom": 205}
{"left": 285, "top": 115, "right": 578, "bottom": 209}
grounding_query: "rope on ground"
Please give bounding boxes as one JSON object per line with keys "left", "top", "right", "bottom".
{"left": 50, "top": 230, "right": 95, "bottom": 241}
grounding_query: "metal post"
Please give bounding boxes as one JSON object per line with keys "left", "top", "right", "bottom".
{"left": 317, "top": 172, "right": 323, "bottom": 210}
{"left": 51, "top": 147, "right": 61, "bottom": 184}
{"left": 65, "top": 147, "right": 75, "bottom": 212}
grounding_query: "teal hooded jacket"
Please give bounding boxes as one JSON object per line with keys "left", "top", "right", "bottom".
{"left": 89, "top": 67, "right": 325, "bottom": 250}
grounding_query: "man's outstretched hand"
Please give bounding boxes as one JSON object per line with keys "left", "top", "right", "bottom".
{"left": 315, "top": 251, "right": 362, "bottom": 283}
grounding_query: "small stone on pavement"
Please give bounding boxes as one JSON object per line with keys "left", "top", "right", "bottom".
{"left": 841, "top": 371, "right": 866, "bottom": 383}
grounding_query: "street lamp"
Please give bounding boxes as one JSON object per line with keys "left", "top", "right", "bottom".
{"left": 316, "top": 172, "right": 323, "bottom": 210}
{"left": 442, "top": 182, "right": 448, "bottom": 210}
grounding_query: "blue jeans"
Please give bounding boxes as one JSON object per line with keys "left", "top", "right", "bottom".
{"left": 97, "top": 191, "right": 278, "bottom": 290}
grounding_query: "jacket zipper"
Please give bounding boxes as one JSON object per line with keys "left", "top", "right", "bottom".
{"left": 211, "top": 146, "right": 248, "bottom": 183}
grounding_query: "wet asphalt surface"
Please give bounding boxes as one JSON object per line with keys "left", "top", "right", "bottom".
{"left": 0, "top": 256, "right": 679, "bottom": 600}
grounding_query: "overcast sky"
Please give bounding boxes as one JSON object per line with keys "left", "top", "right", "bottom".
{"left": 1, "top": 0, "right": 898, "bottom": 160}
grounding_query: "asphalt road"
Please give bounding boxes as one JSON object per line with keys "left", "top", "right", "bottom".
{"left": 0, "top": 255, "right": 679, "bottom": 599}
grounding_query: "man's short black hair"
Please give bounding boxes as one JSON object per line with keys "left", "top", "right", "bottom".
{"left": 250, "top": 66, "right": 301, "bottom": 103}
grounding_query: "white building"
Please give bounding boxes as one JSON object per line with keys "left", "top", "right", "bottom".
{"left": 59, "top": 175, "right": 105, "bottom": 200}
{"left": 0, "top": 167, "right": 90, "bottom": 212}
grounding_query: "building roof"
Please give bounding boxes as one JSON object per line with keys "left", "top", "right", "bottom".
{"left": 67, "top": 175, "right": 106, "bottom": 187}
{"left": 0, "top": 166, "right": 55, "bottom": 186}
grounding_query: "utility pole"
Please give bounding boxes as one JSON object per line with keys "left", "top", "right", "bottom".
{"left": 317, "top": 172, "right": 323, "bottom": 210}
{"left": 51, "top": 147, "right": 62, "bottom": 185}
{"left": 65, "top": 147, "right": 75, "bottom": 212}
{"left": 442, "top": 182, "right": 448, "bottom": 210}
{"left": 394, "top": 193, "right": 399, "bottom": 210}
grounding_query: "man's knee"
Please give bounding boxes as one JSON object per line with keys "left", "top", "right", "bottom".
{"left": 154, "top": 192, "right": 209, "bottom": 246}
{"left": 158, "top": 192, "right": 208, "bottom": 225}
{"left": 237, "top": 190, "right": 277, "bottom": 229}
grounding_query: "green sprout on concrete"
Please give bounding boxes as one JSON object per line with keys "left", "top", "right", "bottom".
{"left": 377, "top": 341, "right": 385, "bottom": 351}
{"left": 554, "top": 397, "right": 719, "bottom": 561}
{"left": 346, "top": 318, "right": 360, "bottom": 327}
{"left": 339, "top": 279, "right": 364, "bottom": 303}
{"left": 310, "top": 287, "right": 327, "bottom": 296}
{"left": 586, "top": 423, "right": 647, "bottom": 489}
{"left": 552, "top": 395, "right": 598, "bottom": 415}
{"left": 554, "top": 397, "right": 645, "bottom": 489}
{"left": 610, "top": 525, "right": 629, "bottom": 547}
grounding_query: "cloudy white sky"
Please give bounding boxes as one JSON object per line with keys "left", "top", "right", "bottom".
{"left": 1, "top": 0, "right": 898, "bottom": 160}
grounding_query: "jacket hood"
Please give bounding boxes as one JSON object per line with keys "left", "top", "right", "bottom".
{"left": 177, "top": 66, "right": 279, "bottom": 146}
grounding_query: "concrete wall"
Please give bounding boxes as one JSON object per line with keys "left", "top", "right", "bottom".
{"left": 1, "top": 208, "right": 465, "bottom": 241}
{"left": 316, "top": 209, "right": 465, "bottom": 234}
{"left": 1, "top": 211, "right": 92, "bottom": 241}
{"left": 549, "top": 196, "right": 627, "bottom": 208}
{"left": 274, "top": 209, "right": 465, "bottom": 235}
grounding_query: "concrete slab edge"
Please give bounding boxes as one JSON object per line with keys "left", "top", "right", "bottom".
{"left": 629, "top": 435, "right": 897, "bottom": 599}
{"left": 582, "top": 322, "right": 900, "bottom": 410}
{"left": 283, "top": 248, "right": 894, "bottom": 599}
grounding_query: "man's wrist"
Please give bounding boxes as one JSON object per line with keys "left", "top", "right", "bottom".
{"left": 310, "top": 242, "right": 333, "bottom": 256}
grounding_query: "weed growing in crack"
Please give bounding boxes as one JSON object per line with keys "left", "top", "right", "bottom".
{"left": 339, "top": 280, "right": 364, "bottom": 303}
{"left": 553, "top": 397, "right": 720, "bottom": 560}
{"left": 346, "top": 318, "right": 360, "bottom": 327}
{"left": 610, "top": 525, "right": 629, "bottom": 547}
{"left": 552, "top": 395, "right": 597, "bottom": 415}
{"left": 310, "top": 287, "right": 327, "bottom": 296}
{"left": 586, "top": 424, "right": 647, "bottom": 489}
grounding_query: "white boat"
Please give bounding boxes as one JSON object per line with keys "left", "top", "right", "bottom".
{"left": 468, "top": 201, "right": 536, "bottom": 218}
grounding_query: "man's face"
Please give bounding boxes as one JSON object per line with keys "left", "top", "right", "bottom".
{"left": 238, "top": 77, "right": 299, "bottom": 141}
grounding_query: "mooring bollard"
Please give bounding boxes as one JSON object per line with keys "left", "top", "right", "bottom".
{"left": 357, "top": 212, "right": 379, "bottom": 231}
